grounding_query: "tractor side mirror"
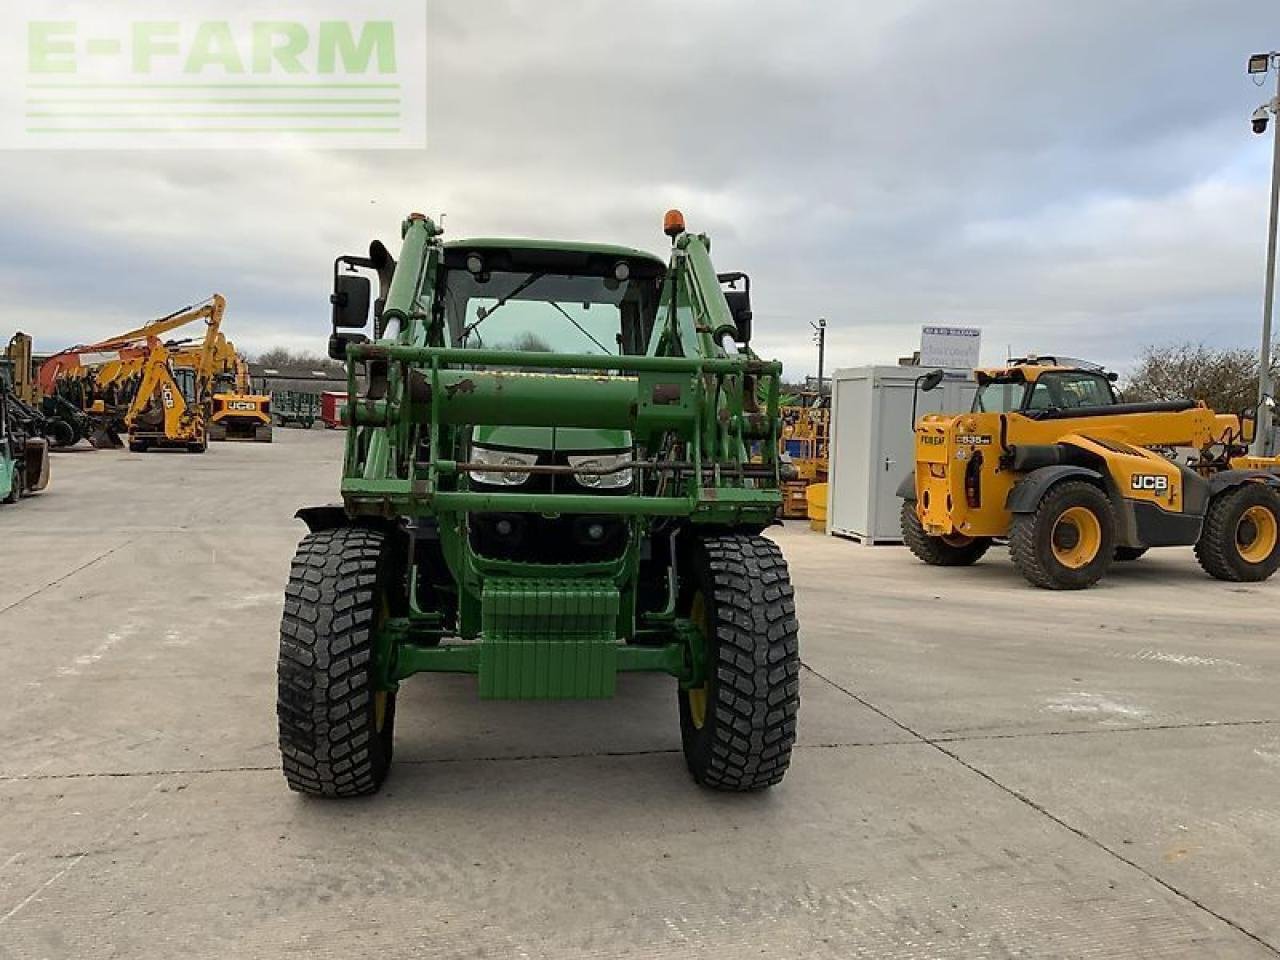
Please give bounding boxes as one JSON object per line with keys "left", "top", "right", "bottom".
{"left": 724, "top": 290, "right": 752, "bottom": 344}
{"left": 328, "top": 332, "right": 369, "bottom": 362}
{"left": 331, "top": 273, "right": 372, "bottom": 329}
{"left": 920, "top": 369, "right": 946, "bottom": 392}
{"left": 718, "top": 271, "right": 752, "bottom": 345}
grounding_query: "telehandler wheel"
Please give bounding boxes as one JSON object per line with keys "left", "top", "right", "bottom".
{"left": 900, "top": 500, "right": 992, "bottom": 566}
{"left": 1009, "top": 480, "right": 1116, "bottom": 590}
{"left": 277, "top": 526, "right": 401, "bottom": 797}
{"left": 678, "top": 534, "right": 800, "bottom": 791}
{"left": 1114, "top": 547, "right": 1148, "bottom": 562}
{"left": 1194, "top": 484, "right": 1280, "bottom": 582}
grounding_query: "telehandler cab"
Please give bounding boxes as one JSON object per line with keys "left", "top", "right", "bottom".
{"left": 899, "top": 358, "right": 1280, "bottom": 589}
{"left": 276, "top": 211, "right": 800, "bottom": 797}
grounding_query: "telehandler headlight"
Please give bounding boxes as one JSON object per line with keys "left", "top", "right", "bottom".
{"left": 568, "top": 452, "right": 633, "bottom": 490}
{"left": 469, "top": 446, "right": 537, "bottom": 486}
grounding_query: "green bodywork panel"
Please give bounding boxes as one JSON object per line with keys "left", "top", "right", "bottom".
{"left": 0, "top": 452, "right": 14, "bottom": 498}
{"left": 478, "top": 578, "right": 620, "bottom": 698}
{"left": 336, "top": 215, "right": 782, "bottom": 699}
{"left": 473, "top": 425, "right": 628, "bottom": 453}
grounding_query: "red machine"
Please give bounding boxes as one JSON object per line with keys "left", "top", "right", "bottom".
{"left": 320, "top": 391, "right": 347, "bottom": 430}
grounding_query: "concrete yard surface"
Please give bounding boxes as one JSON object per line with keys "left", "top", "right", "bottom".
{"left": 1, "top": 429, "right": 1277, "bottom": 958}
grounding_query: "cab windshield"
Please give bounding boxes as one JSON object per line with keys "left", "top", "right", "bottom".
{"left": 442, "top": 269, "right": 658, "bottom": 357}
{"left": 974, "top": 371, "right": 1115, "bottom": 413}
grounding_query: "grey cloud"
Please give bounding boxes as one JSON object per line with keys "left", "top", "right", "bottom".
{"left": 0, "top": 0, "right": 1275, "bottom": 377}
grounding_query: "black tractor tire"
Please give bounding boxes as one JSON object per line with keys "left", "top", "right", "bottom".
{"left": 678, "top": 534, "right": 800, "bottom": 792}
{"left": 1009, "top": 480, "right": 1116, "bottom": 590}
{"left": 900, "top": 500, "right": 992, "bottom": 566}
{"left": 255, "top": 425, "right": 274, "bottom": 443}
{"left": 1194, "top": 483, "right": 1280, "bottom": 583}
{"left": 1114, "top": 546, "right": 1148, "bottom": 562}
{"left": 277, "top": 526, "right": 402, "bottom": 797}
{"left": 48, "top": 419, "right": 77, "bottom": 449}
{"left": 3, "top": 465, "right": 22, "bottom": 504}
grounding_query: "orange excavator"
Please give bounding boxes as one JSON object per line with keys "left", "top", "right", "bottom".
{"left": 40, "top": 296, "right": 228, "bottom": 453}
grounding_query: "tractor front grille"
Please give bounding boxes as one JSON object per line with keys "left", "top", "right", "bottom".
{"left": 469, "top": 513, "right": 628, "bottom": 564}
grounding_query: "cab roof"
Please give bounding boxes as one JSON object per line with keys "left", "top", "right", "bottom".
{"left": 974, "top": 363, "right": 1074, "bottom": 384}
{"left": 444, "top": 237, "right": 666, "bottom": 268}
{"left": 974, "top": 356, "right": 1112, "bottom": 385}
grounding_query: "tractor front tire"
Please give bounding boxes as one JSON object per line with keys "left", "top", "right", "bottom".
{"left": 900, "top": 500, "right": 992, "bottom": 566}
{"left": 277, "top": 526, "right": 400, "bottom": 797}
{"left": 1194, "top": 483, "right": 1280, "bottom": 582}
{"left": 1010, "top": 480, "right": 1116, "bottom": 589}
{"left": 679, "top": 534, "right": 800, "bottom": 791}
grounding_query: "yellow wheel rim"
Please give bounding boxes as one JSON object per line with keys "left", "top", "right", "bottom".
{"left": 687, "top": 592, "right": 709, "bottom": 730}
{"left": 1052, "top": 505, "right": 1102, "bottom": 569}
{"left": 1236, "top": 504, "right": 1278, "bottom": 564}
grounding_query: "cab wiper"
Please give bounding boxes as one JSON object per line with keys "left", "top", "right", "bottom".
{"left": 548, "top": 301, "right": 613, "bottom": 355}
{"left": 460, "top": 271, "right": 545, "bottom": 343}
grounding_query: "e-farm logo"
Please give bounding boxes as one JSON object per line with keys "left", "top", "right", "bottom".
{"left": 3, "top": 1, "right": 426, "bottom": 149}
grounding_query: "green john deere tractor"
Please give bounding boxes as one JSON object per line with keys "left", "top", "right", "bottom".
{"left": 276, "top": 210, "right": 800, "bottom": 796}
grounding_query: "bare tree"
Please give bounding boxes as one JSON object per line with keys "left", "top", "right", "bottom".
{"left": 1122, "top": 342, "right": 1277, "bottom": 414}
{"left": 254, "top": 348, "right": 344, "bottom": 375}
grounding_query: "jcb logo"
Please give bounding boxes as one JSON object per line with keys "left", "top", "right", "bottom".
{"left": 229, "top": 401, "right": 257, "bottom": 412}
{"left": 1131, "top": 474, "right": 1170, "bottom": 492}
{"left": 921, "top": 435, "right": 946, "bottom": 446}
{"left": 161, "top": 384, "right": 175, "bottom": 409}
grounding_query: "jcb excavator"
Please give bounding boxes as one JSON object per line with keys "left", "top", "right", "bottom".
{"left": 205, "top": 337, "right": 272, "bottom": 443}
{"left": 124, "top": 296, "right": 227, "bottom": 453}
{"left": 38, "top": 297, "right": 230, "bottom": 454}
{"left": 900, "top": 357, "right": 1280, "bottom": 589}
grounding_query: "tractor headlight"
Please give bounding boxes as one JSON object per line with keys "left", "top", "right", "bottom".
{"left": 469, "top": 446, "right": 537, "bottom": 486}
{"left": 567, "top": 452, "right": 633, "bottom": 490}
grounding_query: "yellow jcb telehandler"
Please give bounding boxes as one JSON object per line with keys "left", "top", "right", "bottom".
{"left": 899, "top": 358, "right": 1280, "bottom": 589}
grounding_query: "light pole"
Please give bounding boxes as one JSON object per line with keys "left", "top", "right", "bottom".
{"left": 811, "top": 318, "right": 827, "bottom": 401}
{"left": 1248, "top": 51, "right": 1280, "bottom": 454}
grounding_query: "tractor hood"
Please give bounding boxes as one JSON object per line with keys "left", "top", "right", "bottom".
{"left": 472, "top": 425, "right": 629, "bottom": 453}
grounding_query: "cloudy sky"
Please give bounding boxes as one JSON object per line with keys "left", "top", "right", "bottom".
{"left": 4, "top": 0, "right": 1277, "bottom": 380}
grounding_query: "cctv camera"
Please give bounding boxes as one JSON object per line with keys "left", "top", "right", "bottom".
{"left": 1253, "top": 107, "right": 1271, "bottom": 135}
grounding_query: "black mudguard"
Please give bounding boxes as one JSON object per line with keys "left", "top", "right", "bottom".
{"left": 1004, "top": 465, "right": 1105, "bottom": 513}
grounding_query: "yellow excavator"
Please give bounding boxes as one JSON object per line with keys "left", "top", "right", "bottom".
{"left": 123, "top": 296, "right": 227, "bottom": 453}
{"left": 39, "top": 297, "right": 230, "bottom": 450}
{"left": 205, "top": 337, "right": 272, "bottom": 443}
